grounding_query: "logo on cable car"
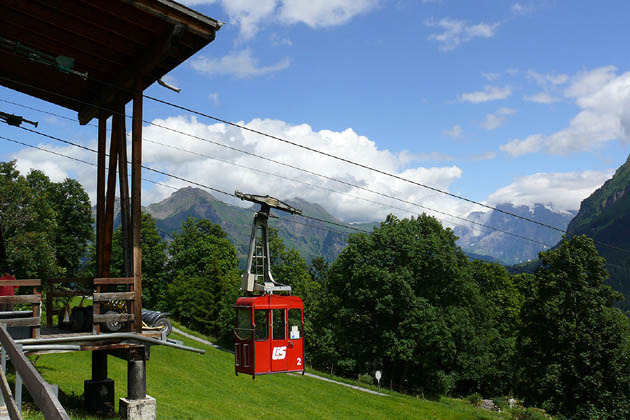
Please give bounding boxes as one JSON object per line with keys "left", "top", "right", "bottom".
{"left": 272, "top": 346, "right": 287, "bottom": 360}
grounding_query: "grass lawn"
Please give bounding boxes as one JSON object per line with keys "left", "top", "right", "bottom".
{"left": 19, "top": 331, "right": 509, "bottom": 420}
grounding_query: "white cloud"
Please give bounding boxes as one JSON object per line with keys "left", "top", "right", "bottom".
{"left": 481, "top": 72, "right": 501, "bottom": 82}
{"left": 181, "top": 0, "right": 378, "bottom": 40}
{"left": 443, "top": 124, "right": 462, "bottom": 138}
{"left": 524, "top": 92, "right": 559, "bottom": 104}
{"left": 488, "top": 170, "right": 614, "bottom": 212}
{"left": 482, "top": 107, "right": 516, "bottom": 130}
{"left": 527, "top": 70, "right": 569, "bottom": 88}
{"left": 209, "top": 93, "right": 220, "bottom": 105}
{"left": 278, "top": 0, "right": 378, "bottom": 28}
{"left": 137, "top": 116, "right": 470, "bottom": 222}
{"left": 502, "top": 66, "right": 630, "bottom": 156}
{"left": 191, "top": 49, "right": 290, "bottom": 78}
{"left": 458, "top": 85, "right": 511, "bottom": 103}
{"left": 425, "top": 17, "right": 499, "bottom": 51}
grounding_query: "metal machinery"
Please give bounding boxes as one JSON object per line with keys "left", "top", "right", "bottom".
{"left": 233, "top": 192, "right": 306, "bottom": 378}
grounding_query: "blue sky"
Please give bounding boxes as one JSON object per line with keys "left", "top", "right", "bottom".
{"left": 2, "top": 0, "right": 630, "bottom": 224}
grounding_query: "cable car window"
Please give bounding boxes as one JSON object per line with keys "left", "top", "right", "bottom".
{"left": 288, "top": 308, "right": 302, "bottom": 340}
{"left": 254, "top": 310, "right": 268, "bottom": 341}
{"left": 272, "top": 309, "right": 285, "bottom": 340}
{"left": 235, "top": 308, "right": 252, "bottom": 340}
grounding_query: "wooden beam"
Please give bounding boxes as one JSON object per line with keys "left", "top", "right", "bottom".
{"left": 94, "top": 277, "right": 134, "bottom": 285}
{"left": 96, "top": 114, "right": 107, "bottom": 277}
{"left": 132, "top": 79, "right": 143, "bottom": 333}
{"left": 102, "top": 112, "right": 120, "bottom": 278}
{"left": 116, "top": 105, "right": 134, "bottom": 277}
{"left": 0, "top": 317, "right": 41, "bottom": 327}
{"left": 93, "top": 313, "right": 134, "bottom": 323}
{"left": 0, "top": 325, "right": 70, "bottom": 420}
{"left": 0, "top": 295, "right": 41, "bottom": 304}
{"left": 93, "top": 292, "right": 135, "bottom": 302}
{"left": 0, "top": 280, "right": 41, "bottom": 287}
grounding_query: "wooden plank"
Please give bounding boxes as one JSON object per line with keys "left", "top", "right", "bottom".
{"left": 132, "top": 78, "right": 143, "bottom": 334}
{"left": 0, "top": 325, "right": 70, "bottom": 420}
{"left": 117, "top": 105, "right": 134, "bottom": 278}
{"left": 45, "top": 277, "right": 94, "bottom": 284}
{"left": 102, "top": 121, "right": 120, "bottom": 278}
{"left": 93, "top": 313, "right": 134, "bottom": 323}
{"left": 0, "top": 368, "right": 22, "bottom": 420}
{"left": 0, "top": 279, "right": 40, "bottom": 287}
{"left": 93, "top": 277, "right": 134, "bottom": 285}
{"left": 0, "top": 295, "right": 41, "bottom": 304}
{"left": 0, "top": 317, "right": 41, "bottom": 327}
{"left": 97, "top": 114, "right": 107, "bottom": 277}
{"left": 93, "top": 292, "right": 135, "bottom": 302}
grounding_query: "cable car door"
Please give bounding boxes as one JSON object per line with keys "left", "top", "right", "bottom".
{"left": 287, "top": 307, "right": 304, "bottom": 372}
{"left": 271, "top": 308, "right": 288, "bottom": 372}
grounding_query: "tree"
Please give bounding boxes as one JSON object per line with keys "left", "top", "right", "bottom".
{"left": 517, "top": 235, "right": 630, "bottom": 419}
{"left": 163, "top": 218, "right": 240, "bottom": 341}
{"left": 110, "top": 213, "right": 167, "bottom": 308}
{"left": 324, "top": 214, "right": 494, "bottom": 395}
{"left": 48, "top": 178, "right": 93, "bottom": 275}
{"left": 0, "top": 162, "right": 61, "bottom": 277}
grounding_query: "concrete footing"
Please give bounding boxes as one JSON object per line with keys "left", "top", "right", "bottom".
{"left": 84, "top": 378, "right": 114, "bottom": 413}
{"left": 119, "top": 395, "right": 156, "bottom": 420}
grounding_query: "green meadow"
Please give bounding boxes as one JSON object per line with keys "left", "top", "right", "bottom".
{"left": 19, "top": 331, "right": 509, "bottom": 420}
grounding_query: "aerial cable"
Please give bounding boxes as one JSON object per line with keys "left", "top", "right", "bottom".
{"left": 1, "top": 98, "right": 556, "bottom": 248}
{"left": 5, "top": 134, "right": 629, "bottom": 297}
{"left": 0, "top": 76, "right": 568, "bottom": 234}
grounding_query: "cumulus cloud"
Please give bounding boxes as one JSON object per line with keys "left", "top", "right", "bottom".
{"left": 425, "top": 17, "right": 499, "bottom": 51}
{"left": 482, "top": 107, "right": 516, "bottom": 130}
{"left": 11, "top": 117, "right": 469, "bottom": 224}
{"left": 501, "top": 66, "right": 630, "bottom": 156}
{"left": 181, "top": 0, "right": 378, "bottom": 40}
{"left": 191, "top": 49, "right": 290, "bottom": 78}
{"left": 443, "top": 124, "right": 462, "bottom": 138}
{"left": 458, "top": 86, "right": 511, "bottom": 103}
{"left": 487, "top": 170, "right": 614, "bottom": 212}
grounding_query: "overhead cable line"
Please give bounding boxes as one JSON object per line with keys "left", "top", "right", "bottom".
{"left": 2, "top": 99, "right": 556, "bottom": 249}
{"left": 2, "top": 76, "right": 629, "bottom": 256}
{"left": 0, "top": 75, "right": 566, "bottom": 234}
{"left": 7, "top": 134, "right": 630, "bottom": 298}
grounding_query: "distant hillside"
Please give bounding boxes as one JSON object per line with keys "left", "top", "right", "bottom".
{"left": 566, "top": 153, "right": 630, "bottom": 304}
{"left": 454, "top": 203, "right": 575, "bottom": 265}
{"left": 144, "top": 187, "right": 357, "bottom": 264}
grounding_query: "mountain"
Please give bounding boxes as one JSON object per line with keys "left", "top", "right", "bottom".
{"left": 566, "top": 154, "right": 630, "bottom": 303}
{"left": 454, "top": 203, "right": 576, "bottom": 265}
{"left": 143, "top": 187, "right": 356, "bottom": 264}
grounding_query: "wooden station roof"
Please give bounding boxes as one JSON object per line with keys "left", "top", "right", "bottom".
{"left": 0, "top": 0, "right": 221, "bottom": 124}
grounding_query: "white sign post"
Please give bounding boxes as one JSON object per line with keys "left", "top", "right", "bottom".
{"left": 375, "top": 370, "right": 382, "bottom": 394}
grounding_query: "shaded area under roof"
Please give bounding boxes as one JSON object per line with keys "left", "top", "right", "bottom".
{"left": 0, "top": 0, "right": 221, "bottom": 125}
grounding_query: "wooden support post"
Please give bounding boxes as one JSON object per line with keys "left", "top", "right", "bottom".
{"left": 132, "top": 80, "right": 143, "bottom": 334}
{"left": 103, "top": 115, "right": 120, "bottom": 278}
{"left": 117, "top": 105, "right": 133, "bottom": 278}
{"left": 96, "top": 114, "right": 107, "bottom": 277}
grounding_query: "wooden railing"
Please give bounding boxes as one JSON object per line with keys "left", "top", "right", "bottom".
{"left": 0, "top": 280, "right": 41, "bottom": 339}
{"left": 43, "top": 277, "right": 137, "bottom": 335}
{"left": 92, "top": 277, "right": 135, "bottom": 334}
{"left": 0, "top": 325, "right": 70, "bottom": 419}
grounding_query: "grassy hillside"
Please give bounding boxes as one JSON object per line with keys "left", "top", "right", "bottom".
{"left": 22, "top": 332, "right": 511, "bottom": 420}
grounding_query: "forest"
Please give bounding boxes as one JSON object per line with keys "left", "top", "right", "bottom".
{"left": 2, "top": 160, "right": 630, "bottom": 420}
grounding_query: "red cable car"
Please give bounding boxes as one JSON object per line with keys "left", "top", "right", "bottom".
{"left": 234, "top": 295, "right": 304, "bottom": 377}
{"left": 233, "top": 192, "right": 306, "bottom": 378}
